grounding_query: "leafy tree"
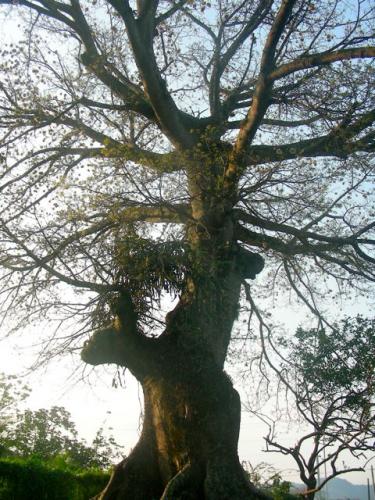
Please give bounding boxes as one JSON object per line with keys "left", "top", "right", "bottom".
{"left": 0, "top": 1, "right": 374, "bottom": 498}
{"left": 63, "top": 425, "right": 125, "bottom": 470}
{"left": 0, "top": 373, "right": 30, "bottom": 419}
{"left": 2, "top": 405, "right": 123, "bottom": 469}
{"left": 1, "top": 376, "right": 122, "bottom": 468}
{"left": 7, "top": 406, "right": 79, "bottom": 459}
{"left": 249, "top": 317, "right": 375, "bottom": 499}
{"left": 0, "top": 373, "right": 31, "bottom": 456}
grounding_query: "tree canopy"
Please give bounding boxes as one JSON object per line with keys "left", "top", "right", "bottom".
{"left": 2, "top": 406, "right": 123, "bottom": 469}
{"left": 0, "top": 0, "right": 373, "bottom": 340}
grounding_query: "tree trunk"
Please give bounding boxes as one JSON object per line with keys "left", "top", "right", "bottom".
{"left": 95, "top": 362, "right": 267, "bottom": 499}
{"left": 303, "top": 479, "right": 317, "bottom": 500}
{"left": 82, "top": 242, "right": 266, "bottom": 499}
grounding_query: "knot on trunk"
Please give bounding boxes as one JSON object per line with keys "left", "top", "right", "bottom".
{"left": 81, "top": 326, "right": 123, "bottom": 366}
{"left": 235, "top": 247, "right": 265, "bottom": 279}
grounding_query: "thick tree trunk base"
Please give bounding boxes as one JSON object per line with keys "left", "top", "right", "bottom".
{"left": 93, "top": 367, "right": 269, "bottom": 500}
{"left": 95, "top": 450, "right": 267, "bottom": 500}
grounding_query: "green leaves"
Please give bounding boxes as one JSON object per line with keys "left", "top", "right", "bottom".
{"left": 291, "top": 316, "right": 375, "bottom": 403}
{"left": 3, "top": 406, "right": 123, "bottom": 469}
{"left": 0, "top": 374, "right": 123, "bottom": 469}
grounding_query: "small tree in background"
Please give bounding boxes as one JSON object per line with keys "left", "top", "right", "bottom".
{"left": 6, "top": 406, "right": 79, "bottom": 460}
{"left": 0, "top": 373, "right": 31, "bottom": 456}
{"left": 243, "top": 462, "right": 296, "bottom": 499}
{"left": 2, "top": 405, "right": 124, "bottom": 469}
{"left": 0, "top": 374, "right": 123, "bottom": 469}
{"left": 247, "top": 317, "right": 375, "bottom": 499}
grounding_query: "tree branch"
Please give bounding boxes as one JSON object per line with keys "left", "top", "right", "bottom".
{"left": 107, "top": 0, "right": 195, "bottom": 148}
{"left": 234, "top": 209, "right": 374, "bottom": 247}
{"left": 1, "top": 104, "right": 184, "bottom": 172}
{"left": 245, "top": 109, "right": 375, "bottom": 164}
{"left": 209, "top": 1, "right": 272, "bottom": 118}
{"left": 270, "top": 46, "right": 375, "bottom": 81}
{"left": 156, "top": 0, "right": 189, "bottom": 24}
{"left": 0, "top": 205, "right": 189, "bottom": 272}
{"left": 223, "top": 0, "right": 297, "bottom": 195}
{"left": 233, "top": 0, "right": 297, "bottom": 152}
{"left": 81, "top": 291, "right": 158, "bottom": 378}
{"left": 0, "top": 220, "right": 110, "bottom": 292}
{"left": 227, "top": 116, "right": 321, "bottom": 129}
{"left": 234, "top": 223, "right": 347, "bottom": 256}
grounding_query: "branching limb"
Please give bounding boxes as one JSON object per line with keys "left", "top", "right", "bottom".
{"left": 223, "top": 0, "right": 297, "bottom": 196}
{"left": 0, "top": 204, "right": 189, "bottom": 271}
{"left": 0, "top": 0, "right": 158, "bottom": 121}
{"left": 156, "top": 1, "right": 189, "bottom": 25}
{"left": 234, "top": 223, "right": 361, "bottom": 257}
{"left": 0, "top": 220, "right": 110, "bottom": 292}
{"left": 0, "top": 106, "right": 184, "bottom": 172}
{"left": 209, "top": 1, "right": 272, "bottom": 119}
{"left": 245, "top": 110, "right": 375, "bottom": 165}
{"left": 107, "top": 0, "right": 195, "bottom": 148}
{"left": 270, "top": 46, "right": 375, "bottom": 81}
{"left": 232, "top": 0, "right": 297, "bottom": 152}
{"left": 227, "top": 115, "right": 321, "bottom": 129}
{"left": 81, "top": 291, "right": 158, "bottom": 378}
{"left": 234, "top": 209, "right": 372, "bottom": 246}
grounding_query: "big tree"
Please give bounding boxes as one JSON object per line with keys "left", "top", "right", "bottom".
{"left": 0, "top": 1, "right": 374, "bottom": 498}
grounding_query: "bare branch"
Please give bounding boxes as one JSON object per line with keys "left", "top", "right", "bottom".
{"left": 270, "top": 46, "right": 375, "bottom": 81}
{"left": 107, "top": 0, "right": 195, "bottom": 148}
{"left": 233, "top": 0, "right": 297, "bottom": 152}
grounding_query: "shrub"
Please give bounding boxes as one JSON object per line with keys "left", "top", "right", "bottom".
{"left": 0, "top": 456, "right": 109, "bottom": 500}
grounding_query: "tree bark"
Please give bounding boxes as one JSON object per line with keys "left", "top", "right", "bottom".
{"left": 83, "top": 244, "right": 266, "bottom": 499}
{"left": 95, "top": 362, "right": 268, "bottom": 499}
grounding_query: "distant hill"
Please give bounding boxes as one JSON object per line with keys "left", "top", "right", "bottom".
{"left": 291, "top": 477, "right": 374, "bottom": 500}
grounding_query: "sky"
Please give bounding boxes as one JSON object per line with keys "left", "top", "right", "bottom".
{"left": 0, "top": 1, "right": 374, "bottom": 493}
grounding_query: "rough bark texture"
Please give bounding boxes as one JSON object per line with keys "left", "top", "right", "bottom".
{"left": 83, "top": 249, "right": 267, "bottom": 499}
{"left": 94, "top": 366, "right": 267, "bottom": 500}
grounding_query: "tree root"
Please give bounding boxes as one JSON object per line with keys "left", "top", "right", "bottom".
{"left": 92, "top": 439, "right": 163, "bottom": 500}
{"left": 161, "top": 462, "right": 205, "bottom": 500}
{"left": 204, "top": 455, "right": 272, "bottom": 500}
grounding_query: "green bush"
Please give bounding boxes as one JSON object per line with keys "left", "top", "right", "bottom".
{"left": 0, "top": 457, "right": 109, "bottom": 500}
